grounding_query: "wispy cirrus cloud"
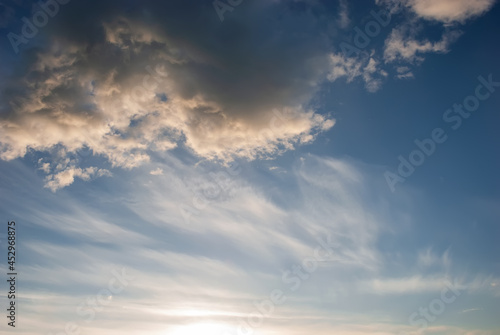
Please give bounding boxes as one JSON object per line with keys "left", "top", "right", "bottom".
{"left": 4, "top": 152, "right": 497, "bottom": 335}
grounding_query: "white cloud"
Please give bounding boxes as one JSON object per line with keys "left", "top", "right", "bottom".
{"left": 44, "top": 166, "right": 111, "bottom": 192}
{"left": 417, "top": 247, "right": 440, "bottom": 267}
{"left": 378, "top": 0, "right": 496, "bottom": 23}
{"left": 396, "top": 71, "right": 415, "bottom": 79}
{"left": 3, "top": 152, "right": 499, "bottom": 335}
{"left": 407, "top": 0, "right": 495, "bottom": 23}
{"left": 328, "top": 54, "right": 387, "bottom": 92}
{"left": 395, "top": 66, "right": 414, "bottom": 79}
{"left": 384, "top": 27, "right": 461, "bottom": 63}
{"left": 375, "top": 0, "right": 494, "bottom": 76}
{"left": 461, "top": 307, "right": 483, "bottom": 313}
{"left": 359, "top": 275, "right": 460, "bottom": 294}
{"left": 150, "top": 168, "right": 164, "bottom": 176}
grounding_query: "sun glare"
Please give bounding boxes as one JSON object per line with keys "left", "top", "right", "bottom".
{"left": 171, "top": 322, "right": 232, "bottom": 335}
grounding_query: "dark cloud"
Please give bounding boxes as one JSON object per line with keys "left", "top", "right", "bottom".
{"left": 0, "top": 0, "right": 337, "bottom": 189}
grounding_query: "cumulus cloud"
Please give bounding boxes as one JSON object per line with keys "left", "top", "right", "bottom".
{"left": 378, "top": 0, "right": 496, "bottom": 23}
{"left": 375, "top": 0, "right": 494, "bottom": 74}
{"left": 0, "top": 0, "right": 335, "bottom": 189}
{"left": 44, "top": 166, "right": 111, "bottom": 192}
{"left": 407, "top": 0, "right": 495, "bottom": 23}
{"left": 150, "top": 168, "right": 163, "bottom": 176}
{"left": 2, "top": 0, "right": 493, "bottom": 192}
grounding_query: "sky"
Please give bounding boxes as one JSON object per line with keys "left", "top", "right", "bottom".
{"left": 0, "top": 0, "right": 499, "bottom": 334}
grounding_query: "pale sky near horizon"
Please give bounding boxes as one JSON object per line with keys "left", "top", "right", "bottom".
{"left": 0, "top": 0, "right": 499, "bottom": 334}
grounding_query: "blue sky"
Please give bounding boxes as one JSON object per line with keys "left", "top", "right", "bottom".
{"left": 0, "top": 0, "right": 499, "bottom": 334}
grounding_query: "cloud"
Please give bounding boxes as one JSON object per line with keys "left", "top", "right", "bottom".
{"left": 359, "top": 275, "right": 455, "bottom": 294}
{"left": 0, "top": 0, "right": 335, "bottom": 189}
{"left": 395, "top": 66, "right": 414, "bottom": 79}
{"left": 384, "top": 26, "right": 461, "bottom": 63}
{"left": 466, "top": 275, "right": 500, "bottom": 297}
{"left": 461, "top": 307, "right": 483, "bottom": 313}
{"left": 417, "top": 247, "right": 451, "bottom": 269}
{"left": 375, "top": 0, "right": 494, "bottom": 74}
{"left": 378, "top": 0, "right": 496, "bottom": 23}
{"left": 328, "top": 53, "right": 388, "bottom": 92}
{"left": 337, "top": 0, "right": 350, "bottom": 29}
{"left": 150, "top": 168, "right": 163, "bottom": 176}
{"left": 407, "top": 0, "right": 496, "bottom": 23}
{"left": 2, "top": 153, "right": 499, "bottom": 334}
{"left": 44, "top": 166, "right": 111, "bottom": 192}
{"left": 1, "top": 0, "right": 495, "bottom": 192}
{"left": 120, "top": 154, "right": 393, "bottom": 278}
